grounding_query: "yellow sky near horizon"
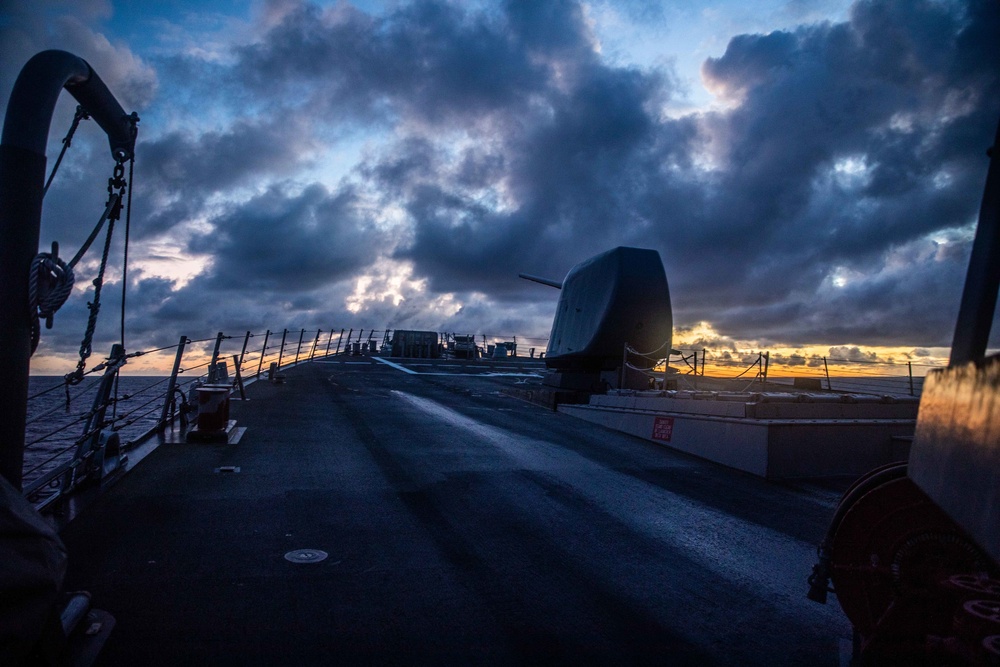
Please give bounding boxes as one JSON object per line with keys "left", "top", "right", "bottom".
{"left": 26, "top": 321, "right": 952, "bottom": 379}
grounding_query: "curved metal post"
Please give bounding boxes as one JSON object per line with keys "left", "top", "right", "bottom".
{"left": 0, "top": 50, "right": 136, "bottom": 490}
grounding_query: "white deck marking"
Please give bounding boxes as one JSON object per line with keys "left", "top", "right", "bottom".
{"left": 372, "top": 356, "right": 419, "bottom": 374}
{"left": 370, "top": 356, "right": 542, "bottom": 378}
{"left": 390, "top": 389, "right": 852, "bottom": 638}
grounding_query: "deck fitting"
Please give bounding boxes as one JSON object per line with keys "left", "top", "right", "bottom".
{"left": 284, "top": 549, "right": 328, "bottom": 564}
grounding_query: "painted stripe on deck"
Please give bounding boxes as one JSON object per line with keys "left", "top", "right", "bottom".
{"left": 390, "top": 389, "right": 851, "bottom": 637}
{"left": 372, "top": 356, "right": 419, "bottom": 374}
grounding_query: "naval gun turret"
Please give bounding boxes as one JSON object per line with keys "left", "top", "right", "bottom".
{"left": 522, "top": 246, "right": 672, "bottom": 392}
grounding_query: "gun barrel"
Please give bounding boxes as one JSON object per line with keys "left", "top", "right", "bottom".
{"left": 519, "top": 273, "right": 562, "bottom": 289}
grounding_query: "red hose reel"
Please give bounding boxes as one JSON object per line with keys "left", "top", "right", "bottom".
{"left": 814, "top": 463, "right": 1000, "bottom": 664}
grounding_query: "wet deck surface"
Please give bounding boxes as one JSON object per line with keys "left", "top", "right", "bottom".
{"left": 61, "top": 358, "right": 853, "bottom": 665}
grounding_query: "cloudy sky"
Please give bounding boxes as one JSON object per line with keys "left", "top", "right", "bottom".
{"left": 2, "top": 0, "right": 998, "bottom": 374}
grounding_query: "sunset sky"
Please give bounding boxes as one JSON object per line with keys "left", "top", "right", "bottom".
{"left": 2, "top": 0, "right": 998, "bottom": 375}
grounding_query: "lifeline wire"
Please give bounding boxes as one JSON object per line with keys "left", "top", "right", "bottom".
{"left": 121, "top": 155, "right": 134, "bottom": 348}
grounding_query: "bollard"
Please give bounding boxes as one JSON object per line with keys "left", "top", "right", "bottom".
{"left": 211, "top": 361, "right": 229, "bottom": 384}
{"left": 195, "top": 387, "right": 229, "bottom": 431}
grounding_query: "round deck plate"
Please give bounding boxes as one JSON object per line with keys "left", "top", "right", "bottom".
{"left": 284, "top": 549, "right": 328, "bottom": 564}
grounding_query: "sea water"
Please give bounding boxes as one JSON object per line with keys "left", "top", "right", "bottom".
{"left": 22, "top": 375, "right": 186, "bottom": 490}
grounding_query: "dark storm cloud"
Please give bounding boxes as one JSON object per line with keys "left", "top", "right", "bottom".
{"left": 187, "top": 182, "right": 382, "bottom": 292}
{"left": 673, "top": 0, "right": 999, "bottom": 344}
{"left": 9, "top": 0, "right": 1000, "bottom": 356}
{"left": 171, "top": 0, "right": 997, "bottom": 346}
{"left": 344, "top": 2, "right": 692, "bottom": 292}
{"left": 231, "top": 0, "right": 551, "bottom": 128}
{"left": 135, "top": 115, "right": 320, "bottom": 237}
{"left": 0, "top": 0, "right": 157, "bottom": 114}
{"left": 357, "top": 0, "right": 995, "bottom": 346}
{"left": 1, "top": 0, "right": 159, "bottom": 279}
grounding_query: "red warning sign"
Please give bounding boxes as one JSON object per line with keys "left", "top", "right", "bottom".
{"left": 652, "top": 416, "right": 674, "bottom": 442}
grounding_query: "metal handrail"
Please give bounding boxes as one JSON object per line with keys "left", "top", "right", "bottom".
{"left": 22, "top": 324, "right": 555, "bottom": 507}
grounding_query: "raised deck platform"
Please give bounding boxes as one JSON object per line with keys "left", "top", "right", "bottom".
{"left": 59, "top": 358, "right": 852, "bottom": 665}
{"left": 559, "top": 390, "right": 918, "bottom": 479}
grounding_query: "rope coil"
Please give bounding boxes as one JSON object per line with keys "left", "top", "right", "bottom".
{"left": 28, "top": 248, "right": 76, "bottom": 354}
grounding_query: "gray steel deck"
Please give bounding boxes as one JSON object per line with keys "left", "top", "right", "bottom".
{"left": 61, "top": 358, "right": 852, "bottom": 665}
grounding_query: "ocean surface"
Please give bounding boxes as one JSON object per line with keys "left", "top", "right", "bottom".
{"left": 769, "top": 374, "right": 925, "bottom": 397}
{"left": 23, "top": 375, "right": 181, "bottom": 490}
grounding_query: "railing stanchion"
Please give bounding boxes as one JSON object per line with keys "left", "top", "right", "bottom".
{"left": 310, "top": 329, "right": 321, "bottom": 360}
{"left": 908, "top": 361, "right": 914, "bottom": 396}
{"left": 277, "top": 329, "right": 288, "bottom": 369}
{"left": 159, "top": 335, "right": 188, "bottom": 428}
{"left": 209, "top": 331, "right": 224, "bottom": 383}
{"left": 256, "top": 329, "right": 271, "bottom": 379}
{"left": 62, "top": 344, "right": 126, "bottom": 494}
{"left": 295, "top": 328, "right": 305, "bottom": 364}
{"left": 238, "top": 331, "right": 251, "bottom": 375}
{"left": 325, "top": 329, "right": 335, "bottom": 357}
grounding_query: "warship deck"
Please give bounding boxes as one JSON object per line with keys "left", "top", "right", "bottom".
{"left": 60, "top": 357, "right": 853, "bottom": 665}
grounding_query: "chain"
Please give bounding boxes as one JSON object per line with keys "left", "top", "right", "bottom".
{"left": 64, "top": 156, "right": 128, "bottom": 389}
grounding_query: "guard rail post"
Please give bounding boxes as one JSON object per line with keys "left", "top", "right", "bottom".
{"left": 310, "top": 329, "right": 321, "bottom": 360}
{"left": 159, "top": 335, "right": 188, "bottom": 427}
{"left": 208, "top": 331, "right": 224, "bottom": 383}
{"left": 335, "top": 329, "right": 345, "bottom": 355}
{"left": 255, "top": 329, "right": 270, "bottom": 379}
{"left": 62, "top": 344, "right": 125, "bottom": 494}
{"left": 277, "top": 329, "right": 288, "bottom": 369}
{"left": 294, "top": 328, "right": 305, "bottom": 364}
{"left": 238, "top": 331, "right": 250, "bottom": 374}
{"left": 325, "top": 329, "right": 334, "bottom": 357}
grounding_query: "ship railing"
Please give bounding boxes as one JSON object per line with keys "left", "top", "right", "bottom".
{"left": 22, "top": 326, "right": 551, "bottom": 509}
{"left": 662, "top": 348, "right": 941, "bottom": 397}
